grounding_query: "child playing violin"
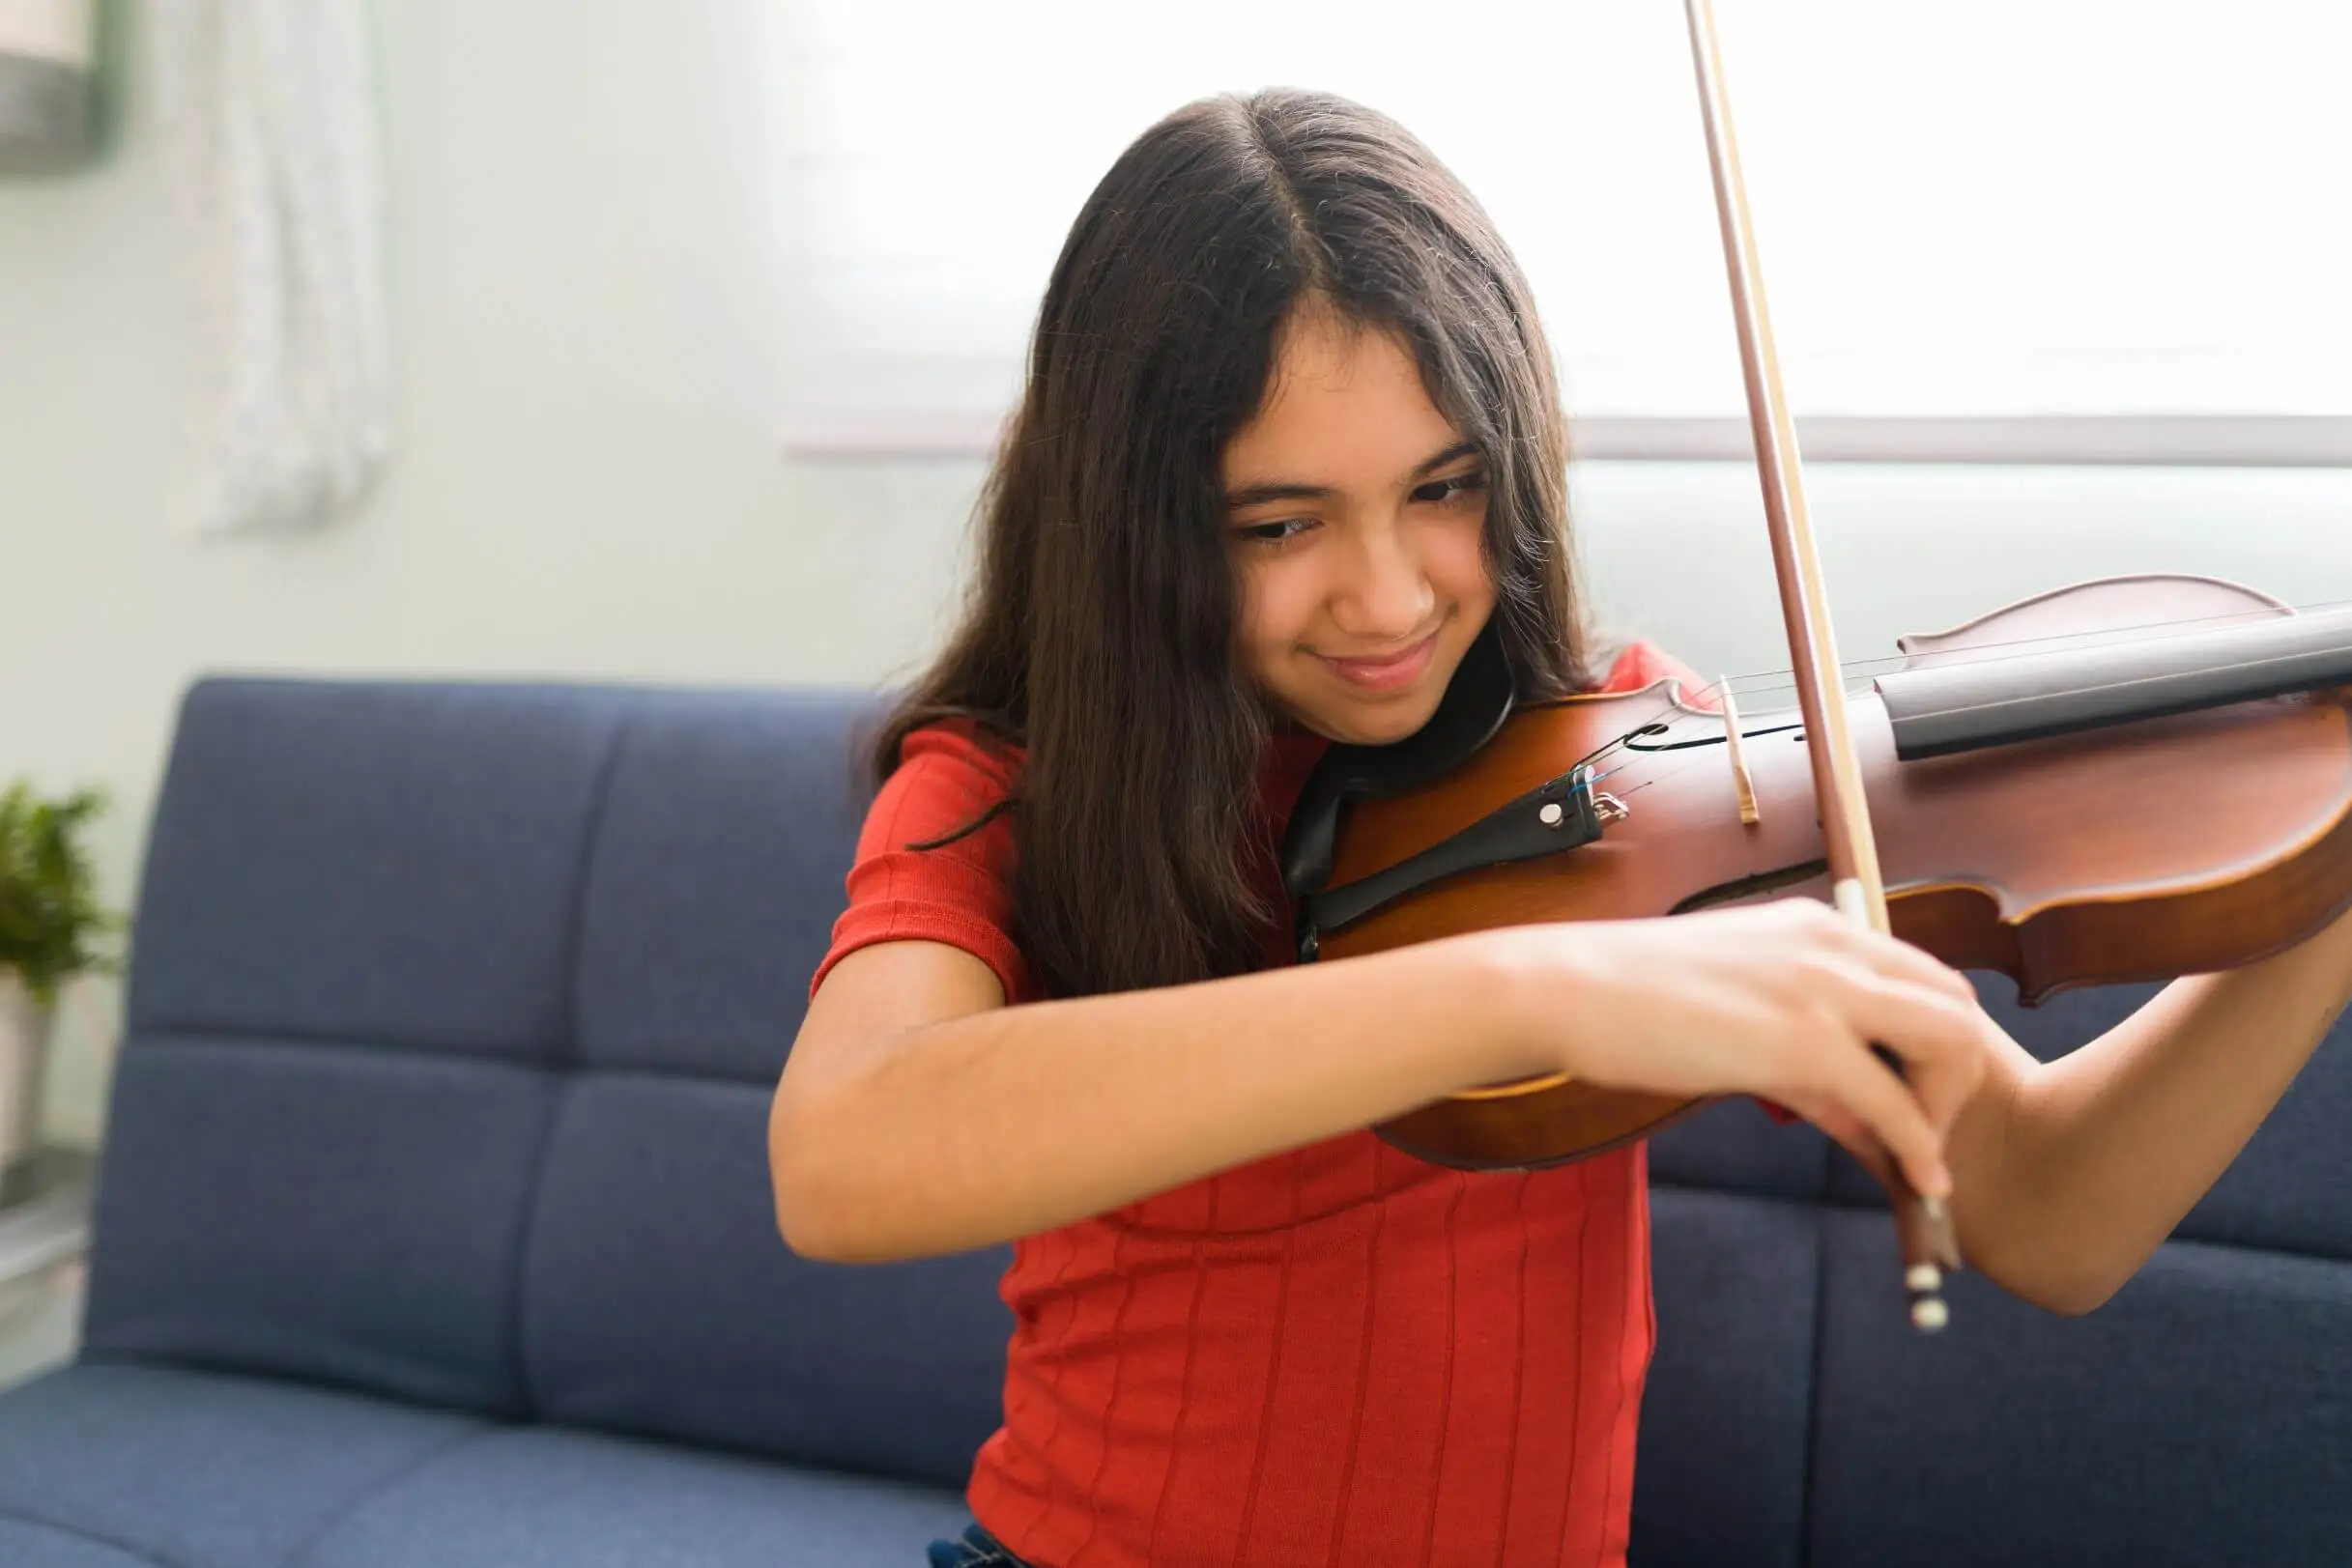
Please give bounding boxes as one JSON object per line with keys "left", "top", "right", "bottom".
{"left": 769, "top": 88, "right": 2352, "bottom": 1568}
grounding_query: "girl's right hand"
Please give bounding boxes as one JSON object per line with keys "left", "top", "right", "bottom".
{"left": 1480, "top": 898, "right": 2002, "bottom": 1201}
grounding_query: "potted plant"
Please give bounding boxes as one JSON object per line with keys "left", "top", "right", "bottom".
{"left": 0, "top": 782, "right": 125, "bottom": 1179}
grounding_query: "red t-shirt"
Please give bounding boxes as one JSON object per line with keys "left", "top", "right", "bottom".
{"left": 810, "top": 641, "right": 1713, "bottom": 1568}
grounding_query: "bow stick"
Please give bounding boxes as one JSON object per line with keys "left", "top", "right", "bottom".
{"left": 1681, "top": 0, "right": 1966, "bottom": 1333}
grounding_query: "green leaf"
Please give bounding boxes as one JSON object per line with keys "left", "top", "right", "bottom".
{"left": 0, "top": 780, "right": 127, "bottom": 1009}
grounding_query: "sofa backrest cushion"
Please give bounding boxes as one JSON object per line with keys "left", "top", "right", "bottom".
{"left": 91, "top": 674, "right": 2352, "bottom": 1538}
{"left": 530, "top": 691, "right": 1008, "bottom": 1483}
{"left": 86, "top": 678, "right": 1011, "bottom": 1486}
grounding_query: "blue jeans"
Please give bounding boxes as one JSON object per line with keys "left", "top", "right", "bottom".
{"left": 926, "top": 1523, "right": 1034, "bottom": 1567}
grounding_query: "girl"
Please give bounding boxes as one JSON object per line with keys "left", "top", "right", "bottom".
{"left": 769, "top": 89, "right": 2352, "bottom": 1568}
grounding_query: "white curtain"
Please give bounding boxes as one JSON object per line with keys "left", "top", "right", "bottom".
{"left": 153, "top": 0, "right": 389, "bottom": 536}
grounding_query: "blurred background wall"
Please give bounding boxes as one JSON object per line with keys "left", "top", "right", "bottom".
{"left": 5, "top": 0, "right": 2349, "bottom": 1151}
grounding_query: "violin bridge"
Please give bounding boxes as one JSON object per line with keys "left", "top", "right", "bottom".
{"left": 1718, "top": 677, "right": 1761, "bottom": 825}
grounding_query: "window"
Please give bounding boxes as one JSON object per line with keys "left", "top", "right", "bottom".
{"left": 775, "top": 1, "right": 2352, "bottom": 462}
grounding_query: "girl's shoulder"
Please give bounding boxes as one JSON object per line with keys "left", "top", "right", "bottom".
{"left": 812, "top": 716, "right": 1032, "bottom": 1007}
{"left": 895, "top": 714, "right": 1025, "bottom": 784}
{"left": 872, "top": 716, "right": 1026, "bottom": 841}
{"left": 1596, "top": 637, "right": 1717, "bottom": 711}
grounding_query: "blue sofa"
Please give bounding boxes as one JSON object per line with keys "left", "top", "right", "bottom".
{"left": 0, "top": 675, "right": 2346, "bottom": 1568}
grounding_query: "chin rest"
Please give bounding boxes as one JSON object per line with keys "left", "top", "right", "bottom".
{"left": 1278, "top": 621, "right": 1517, "bottom": 902}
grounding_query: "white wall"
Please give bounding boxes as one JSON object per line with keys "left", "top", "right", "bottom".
{"left": 4, "top": 0, "right": 2349, "bottom": 1148}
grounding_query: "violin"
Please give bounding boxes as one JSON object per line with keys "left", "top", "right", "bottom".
{"left": 1280, "top": 0, "right": 2352, "bottom": 1332}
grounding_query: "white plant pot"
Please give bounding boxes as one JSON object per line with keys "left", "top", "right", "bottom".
{"left": 0, "top": 969, "right": 56, "bottom": 1176}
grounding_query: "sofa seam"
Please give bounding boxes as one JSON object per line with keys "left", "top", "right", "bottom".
{"left": 1794, "top": 1142, "right": 1830, "bottom": 1568}
{"left": 500, "top": 702, "right": 631, "bottom": 1424}
{"left": 557, "top": 703, "right": 634, "bottom": 1075}
{"left": 273, "top": 1421, "right": 514, "bottom": 1568}
{"left": 119, "top": 1021, "right": 549, "bottom": 1065}
{"left": 0, "top": 1503, "right": 186, "bottom": 1568}
{"left": 123, "top": 1027, "right": 769, "bottom": 1090}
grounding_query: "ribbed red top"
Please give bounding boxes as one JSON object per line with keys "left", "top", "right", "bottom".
{"left": 810, "top": 642, "right": 1704, "bottom": 1568}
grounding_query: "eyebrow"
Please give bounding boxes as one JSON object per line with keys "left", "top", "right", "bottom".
{"left": 1222, "top": 440, "right": 1481, "bottom": 511}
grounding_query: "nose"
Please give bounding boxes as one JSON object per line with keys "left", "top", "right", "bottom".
{"left": 1329, "top": 515, "right": 1437, "bottom": 644}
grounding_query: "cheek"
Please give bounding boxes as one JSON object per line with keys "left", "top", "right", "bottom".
{"left": 1233, "top": 558, "right": 1320, "bottom": 650}
{"left": 1432, "top": 508, "right": 1499, "bottom": 608}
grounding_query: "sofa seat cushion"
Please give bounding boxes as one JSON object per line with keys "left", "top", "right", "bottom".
{"left": 0, "top": 1360, "right": 488, "bottom": 1568}
{"left": 292, "top": 1423, "right": 971, "bottom": 1568}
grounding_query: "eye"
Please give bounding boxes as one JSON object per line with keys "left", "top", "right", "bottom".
{"left": 1411, "top": 470, "right": 1489, "bottom": 505}
{"left": 1231, "top": 518, "right": 1316, "bottom": 548}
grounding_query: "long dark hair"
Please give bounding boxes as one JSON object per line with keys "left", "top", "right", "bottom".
{"left": 871, "top": 88, "right": 1592, "bottom": 1000}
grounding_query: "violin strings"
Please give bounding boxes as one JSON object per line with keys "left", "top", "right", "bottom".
{"left": 1594, "top": 589, "right": 2352, "bottom": 767}
{"left": 1671, "top": 590, "right": 2352, "bottom": 713}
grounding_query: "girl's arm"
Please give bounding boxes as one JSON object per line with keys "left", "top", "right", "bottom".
{"left": 771, "top": 900, "right": 1997, "bottom": 1263}
{"left": 1936, "top": 905, "right": 2352, "bottom": 1315}
{"left": 773, "top": 931, "right": 1540, "bottom": 1262}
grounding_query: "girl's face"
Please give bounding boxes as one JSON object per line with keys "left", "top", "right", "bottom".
{"left": 1220, "top": 303, "right": 1498, "bottom": 747}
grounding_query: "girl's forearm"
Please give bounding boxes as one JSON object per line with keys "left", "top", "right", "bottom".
{"left": 771, "top": 933, "right": 1544, "bottom": 1264}
{"left": 1969, "top": 909, "right": 2352, "bottom": 1313}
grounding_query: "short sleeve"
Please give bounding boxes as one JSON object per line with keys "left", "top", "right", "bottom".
{"left": 1604, "top": 641, "right": 1799, "bottom": 1126}
{"left": 807, "top": 721, "right": 1034, "bottom": 1006}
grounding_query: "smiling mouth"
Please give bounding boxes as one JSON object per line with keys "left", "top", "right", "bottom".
{"left": 1314, "top": 627, "right": 1443, "bottom": 692}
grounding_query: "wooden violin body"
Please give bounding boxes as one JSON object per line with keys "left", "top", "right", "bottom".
{"left": 1308, "top": 574, "right": 2352, "bottom": 1171}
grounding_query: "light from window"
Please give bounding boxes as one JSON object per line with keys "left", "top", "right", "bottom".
{"left": 774, "top": 1, "right": 2352, "bottom": 442}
